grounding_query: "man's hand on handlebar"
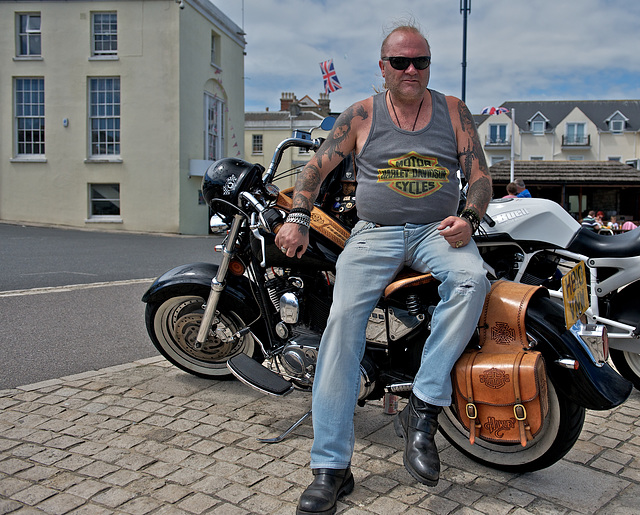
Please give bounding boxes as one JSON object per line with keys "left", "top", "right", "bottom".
{"left": 275, "top": 222, "right": 309, "bottom": 259}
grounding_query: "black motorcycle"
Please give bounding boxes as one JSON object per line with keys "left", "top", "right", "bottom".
{"left": 142, "top": 122, "right": 631, "bottom": 472}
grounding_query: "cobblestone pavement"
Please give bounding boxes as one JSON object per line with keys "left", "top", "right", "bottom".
{"left": 1, "top": 356, "right": 639, "bottom": 515}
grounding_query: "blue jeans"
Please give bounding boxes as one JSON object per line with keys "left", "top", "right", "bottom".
{"left": 310, "top": 221, "right": 490, "bottom": 469}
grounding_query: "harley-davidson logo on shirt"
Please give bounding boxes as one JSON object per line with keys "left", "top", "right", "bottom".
{"left": 377, "top": 151, "right": 450, "bottom": 198}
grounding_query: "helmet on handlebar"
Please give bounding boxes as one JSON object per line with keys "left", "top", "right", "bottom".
{"left": 201, "top": 158, "right": 265, "bottom": 218}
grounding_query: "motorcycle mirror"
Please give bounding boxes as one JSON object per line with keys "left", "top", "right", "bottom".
{"left": 320, "top": 116, "right": 336, "bottom": 131}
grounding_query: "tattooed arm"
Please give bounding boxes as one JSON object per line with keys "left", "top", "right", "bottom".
{"left": 451, "top": 97, "right": 492, "bottom": 217}
{"left": 437, "top": 96, "right": 492, "bottom": 249}
{"left": 275, "top": 101, "right": 369, "bottom": 258}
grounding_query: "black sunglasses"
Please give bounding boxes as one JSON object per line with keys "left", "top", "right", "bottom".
{"left": 382, "top": 56, "right": 431, "bottom": 70}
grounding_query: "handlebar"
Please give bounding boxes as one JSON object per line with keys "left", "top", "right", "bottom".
{"left": 262, "top": 136, "right": 324, "bottom": 183}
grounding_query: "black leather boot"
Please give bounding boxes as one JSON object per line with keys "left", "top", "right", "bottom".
{"left": 394, "top": 393, "right": 442, "bottom": 486}
{"left": 296, "top": 467, "right": 354, "bottom": 515}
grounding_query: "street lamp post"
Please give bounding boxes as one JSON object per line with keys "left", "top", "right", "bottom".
{"left": 460, "top": 0, "right": 471, "bottom": 103}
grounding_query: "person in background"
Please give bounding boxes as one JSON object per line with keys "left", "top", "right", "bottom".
{"left": 514, "top": 178, "right": 531, "bottom": 198}
{"left": 581, "top": 210, "right": 600, "bottom": 231}
{"left": 608, "top": 216, "right": 619, "bottom": 230}
{"left": 503, "top": 182, "right": 518, "bottom": 198}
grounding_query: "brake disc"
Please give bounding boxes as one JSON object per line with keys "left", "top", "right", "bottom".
{"left": 174, "top": 312, "right": 238, "bottom": 361}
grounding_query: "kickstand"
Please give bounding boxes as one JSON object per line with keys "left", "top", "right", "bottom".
{"left": 257, "top": 409, "right": 312, "bottom": 444}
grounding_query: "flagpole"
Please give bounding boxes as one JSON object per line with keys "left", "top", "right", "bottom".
{"left": 510, "top": 108, "right": 515, "bottom": 183}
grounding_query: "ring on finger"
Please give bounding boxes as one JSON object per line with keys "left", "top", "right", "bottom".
{"left": 455, "top": 240, "right": 464, "bottom": 248}
{"left": 280, "top": 246, "right": 287, "bottom": 253}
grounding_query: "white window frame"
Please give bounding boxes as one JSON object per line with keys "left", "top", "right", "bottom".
{"left": 567, "top": 155, "right": 584, "bottom": 161}
{"left": 488, "top": 123, "right": 508, "bottom": 144}
{"left": 204, "top": 93, "right": 225, "bottom": 161}
{"left": 252, "top": 134, "right": 263, "bottom": 155}
{"left": 88, "top": 77, "right": 121, "bottom": 158}
{"left": 490, "top": 156, "right": 506, "bottom": 165}
{"left": 17, "top": 13, "right": 41, "bottom": 57}
{"left": 14, "top": 77, "right": 45, "bottom": 157}
{"left": 565, "top": 122, "right": 586, "bottom": 144}
{"left": 610, "top": 119, "right": 624, "bottom": 133}
{"left": 211, "top": 31, "right": 221, "bottom": 68}
{"left": 92, "top": 12, "right": 118, "bottom": 57}
{"left": 88, "top": 183, "right": 121, "bottom": 222}
{"left": 530, "top": 156, "right": 544, "bottom": 160}
{"left": 531, "top": 120, "right": 545, "bottom": 135}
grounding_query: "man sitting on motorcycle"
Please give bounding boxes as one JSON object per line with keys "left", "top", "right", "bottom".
{"left": 276, "top": 21, "right": 491, "bottom": 515}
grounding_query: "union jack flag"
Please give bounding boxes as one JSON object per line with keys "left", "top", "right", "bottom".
{"left": 320, "top": 59, "right": 342, "bottom": 94}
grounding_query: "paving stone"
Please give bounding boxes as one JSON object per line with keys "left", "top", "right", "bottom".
{"left": 35, "top": 492, "right": 85, "bottom": 515}
{"left": 0, "top": 362, "right": 637, "bottom": 514}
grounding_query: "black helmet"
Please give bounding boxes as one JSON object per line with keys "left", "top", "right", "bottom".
{"left": 201, "top": 158, "right": 264, "bottom": 217}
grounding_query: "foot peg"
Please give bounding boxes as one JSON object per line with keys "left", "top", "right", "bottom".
{"left": 227, "top": 353, "right": 294, "bottom": 396}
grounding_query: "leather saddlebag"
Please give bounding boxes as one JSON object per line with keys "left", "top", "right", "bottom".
{"left": 452, "top": 281, "right": 550, "bottom": 446}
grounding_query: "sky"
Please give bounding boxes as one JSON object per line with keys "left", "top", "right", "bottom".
{"left": 211, "top": 0, "right": 640, "bottom": 116}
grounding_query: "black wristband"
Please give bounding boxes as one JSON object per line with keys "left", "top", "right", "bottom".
{"left": 289, "top": 207, "right": 311, "bottom": 216}
{"left": 460, "top": 208, "right": 481, "bottom": 234}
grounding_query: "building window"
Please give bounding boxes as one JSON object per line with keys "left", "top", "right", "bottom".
{"left": 89, "top": 77, "right": 120, "bottom": 156}
{"left": 565, "top": 123, "right": 586, "bottom": 144}
{"left": 488, "top": 124, "right": 508, "bottom": 144}
{"left": 610, "top": 120, "right": 624, "bottom": 133}
{"left": 490, "top": 156, "right": 505, "bottom": 165}
{"left": 211, "top": 32, "right": 220, "bottom": 67}
{"left": 530, "top": 156, "right": 544, "bottom": 160}
{"left": 89, "top": 184, "right": 120, "bottom": 217}
{"left": 17, "top": 13, "right": 41, "bottom": 56}
{"left": 15, "top": 78, "right": 45, "bottom": 156}
{"left": 252, "top": 134, "right": 263, "bottom": 154}
{"left": 92, "top": 12, "right": 117, "bottom": 56}
{"left": 205, "top": 93, "right": 224, "bottom": 161}
{"left": 608, "top": 156, "right": 621, "bottom": 162}
{"left": 568, "top": 155, "right": 584, "bottom": 161}
{"left": 531, "top": 120, "right": 545, "bottom": 135}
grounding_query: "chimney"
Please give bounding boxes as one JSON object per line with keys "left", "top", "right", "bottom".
{"left": 280, "top": 92, "right": 297, "bottom": 112}
{"left": 318, "top": 93, "right": 330, "bottom": 116}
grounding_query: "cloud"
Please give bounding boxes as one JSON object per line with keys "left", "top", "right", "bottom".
{"left": 212, "top": 0, "right": 640, "bottom": 113}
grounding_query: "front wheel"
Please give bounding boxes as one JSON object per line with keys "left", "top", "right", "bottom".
{"left": 439, "top": 381, "right": 585, "bottom": 472}
{"left": 610, "top": 349, "right": 640, "bottom": 391}
{"left": 145, "top": 287, "right": 258, "bottom": 378}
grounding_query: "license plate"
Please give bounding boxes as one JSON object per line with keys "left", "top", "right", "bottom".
{"left": 561, "top": 261, "right": 589, "bottom": 329}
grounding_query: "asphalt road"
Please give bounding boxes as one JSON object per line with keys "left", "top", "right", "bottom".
{"left": 0, "top": 222, "right": 224, "bottom": 389}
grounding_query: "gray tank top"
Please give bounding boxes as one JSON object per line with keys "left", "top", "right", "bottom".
{"left": 355, "top": 89, "right": 460, "bottom": 225}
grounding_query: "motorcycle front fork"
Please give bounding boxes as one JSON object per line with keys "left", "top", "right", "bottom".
{"left": 195, "top": 213, "right": 244, "bottom": 348}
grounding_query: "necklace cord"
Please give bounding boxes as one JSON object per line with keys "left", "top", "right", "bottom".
{"left": 388, "top": 91, "right": 424, "bottom": 131}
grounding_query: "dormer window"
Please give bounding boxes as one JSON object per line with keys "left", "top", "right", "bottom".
{"left": 606, "top": 111, "right": 628, "bottom": 134}
{"left": 528, "top": 111, "right": 549, "bottom": 135}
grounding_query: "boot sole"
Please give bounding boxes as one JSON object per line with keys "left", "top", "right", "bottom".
{"left": 394, "top": 414, "right": 439, "bottom": 487}
{"left": 295, "top": 473, "right": 355, "bottom": 515}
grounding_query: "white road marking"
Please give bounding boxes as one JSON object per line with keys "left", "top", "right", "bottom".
{"left": 0, "top": 278, "right": 155, "bottom": 298}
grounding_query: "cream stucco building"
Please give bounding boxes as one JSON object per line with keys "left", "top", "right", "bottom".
{"left": 0, "top": 0, "right": 245, "bottom": 234}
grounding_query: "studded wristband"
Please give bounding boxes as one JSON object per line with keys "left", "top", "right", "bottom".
{"left": 460, "top": 208, "right": 481, "bottom": 234}
{"left": 285, "top": 212, "right": 311, "bottom": 228}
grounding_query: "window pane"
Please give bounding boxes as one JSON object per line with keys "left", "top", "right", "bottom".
{"left": 15, "top": 77, "right": 45, "bottom": 155}
{"left": 90, "top": 184, "right": 120, "bottom": 216}
{"left": 93, "top": 13, "right": 117, "bottom": 55}
{"left": 89, "top": 77, "right": 120, "bottom": 156}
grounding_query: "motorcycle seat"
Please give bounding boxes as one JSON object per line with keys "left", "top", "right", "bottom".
{"left": 384, "top": 268, "right": 434, "bottom": 299}
{"left": 567, "top": 226, "right": 640, "bottom": 258}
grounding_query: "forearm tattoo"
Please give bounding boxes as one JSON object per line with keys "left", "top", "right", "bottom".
{"left": 456, "top": 100, "right": 492, "bottom": 216}
{"left": 292, "top": 103, "right": 367, "bottom": 213}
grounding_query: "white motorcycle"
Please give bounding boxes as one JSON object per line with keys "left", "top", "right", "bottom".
{"left": 476, "top": 197, "right": 640, "bottom": 389}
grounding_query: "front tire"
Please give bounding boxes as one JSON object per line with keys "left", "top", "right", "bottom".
{"left": 610, "top": 349, "right": 640, "bottom": 391}
{"left": 439, "top": 381, "right": 585, "bottom": 472}
{"left": 145, "top": 287, "right": 258, "bottom": 378}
